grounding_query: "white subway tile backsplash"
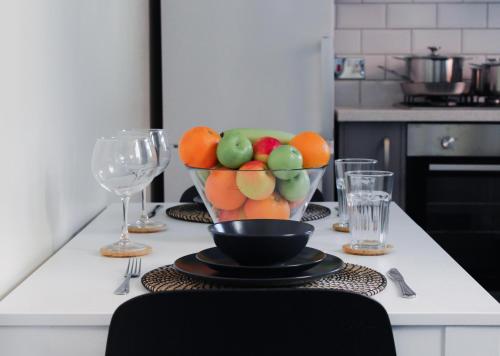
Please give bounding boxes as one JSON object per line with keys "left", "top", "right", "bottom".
{"left": 387, "top": 4, "right": 436, "bottom": 29}
{"left": 335, "top": 30, "right": 361, "bottom": 54}
{"left": 489, "top": 5, "right": 500, "bottom": 28}
{"left": 413, "top": 30, "right": 461, "bottom": 54}
{"left": 360, "top": 81, "right": 403, "bottom": 107}
{"left": 466, "top": 0, "right": 500, "bottom": 3}
{"left": 414, "top": 0, "right": 456, "bottom": 3}
{"left": 335, "top": 81, "right": 361, "bottom": 107}
{"left": 364, "top": 55, "right": 386, "bottom": 80}
{"left": 438, "top": 4, "right": 487, "bottom": 28}
{"left": 336, "top": 5, "right": 386, "bottom": 29}
{"left": 336, "top": 0, "right": 362, "bottom": 4}
{"left": 463, "top": 30, "right": 500, "bottom": 53}
{"left": 362, "top": 30, "right": 411, "bottom": 54}
{"left": 385, "top": 55, "right": 408, "bottom": 81}
{"left": 333, "top": 0, "right": 500, "bottom": 106}
{"left": 365, "top": 0, "right": 411, "bottom": 3}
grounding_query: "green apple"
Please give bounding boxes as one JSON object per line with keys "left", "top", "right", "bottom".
{"left": 268, "top": 145, "right": 303, "bottom": 180}
{"left": 216, "top": 132, "right": 253, "bottom": 169}
{"left": 278, "top": 170, "right": 310, "bottom": 202}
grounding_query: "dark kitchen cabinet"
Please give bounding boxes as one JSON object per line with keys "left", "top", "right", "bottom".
{"left": 336, "top": 122, "right": 406, "bottom": 208}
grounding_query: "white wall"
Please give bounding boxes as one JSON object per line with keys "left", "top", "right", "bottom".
{"left": 0, "top": 0, "right": 150, "bottom": 298}
{"left": 162, "top": 0, "right": 334, "bottom": 201}
{"left": 334, "top": 1, "right": 500, "bottom": 107}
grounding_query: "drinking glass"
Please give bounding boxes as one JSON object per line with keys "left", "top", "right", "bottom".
{"left": 91, "top": 136, "right": 158, "bottom": 256}
{"left": 120, "top": 129, "right": 171, "bottom": 232}
{"left": 334, "top": 158, "right": 377, "bottom": 228}
{"left": 345, "top": 170, "right": 394, "bottom": 250}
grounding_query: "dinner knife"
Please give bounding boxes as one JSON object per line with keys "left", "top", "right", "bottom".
{"left": 387, "top": 268, "right": 416, "bottom": 298}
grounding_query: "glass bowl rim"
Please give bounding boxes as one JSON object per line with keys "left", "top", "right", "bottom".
{"left": 185, "top": 164, "right": 328, "bottom": 172}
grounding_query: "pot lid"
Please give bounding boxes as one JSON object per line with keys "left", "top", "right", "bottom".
{"left": 402, "top": 46, "right": 464, "bottom": 60}
{"left": 480, "top": 58, "right": 500, "bottom": 67}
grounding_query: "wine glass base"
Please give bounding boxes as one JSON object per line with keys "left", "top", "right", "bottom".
{"left": 100, "top": 241, "right": 152, "bottom": 258}
{"left": 128, "top": 220, "right": 167, "bottom": 233}
{"left": 332, "top": 222, "right": 350, "bottom": 233}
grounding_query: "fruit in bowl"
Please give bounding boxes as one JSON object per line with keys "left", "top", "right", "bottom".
{"left": 179, "top": 127, "right": 330, "bottom": 222}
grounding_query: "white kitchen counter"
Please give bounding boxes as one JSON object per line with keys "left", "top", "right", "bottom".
{"left": 0, "top": 202, "right": 499, "bottom": 356}
{"left": 337, "top": 106, "right": 500, "bottom": 122}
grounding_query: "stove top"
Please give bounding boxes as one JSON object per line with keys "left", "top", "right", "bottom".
{"left": 402, "top": 95, "right": 500, "bottom": 108}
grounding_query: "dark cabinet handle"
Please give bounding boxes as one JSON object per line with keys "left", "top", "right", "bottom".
{"left": 383, "top": 137, "right": 390, "bottom": 170}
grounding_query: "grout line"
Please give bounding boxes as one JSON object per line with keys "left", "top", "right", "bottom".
{"left": 487, "top": 3, "right": 490, "bottom": 28}
{"left": 385, "top": 3, "right": 389, "bottom": 27}
{"left": 460, "top": 28, "right": 464, "bottom": 53}
{"left": 435, "top": 3, "right": 439, "bottom": 28}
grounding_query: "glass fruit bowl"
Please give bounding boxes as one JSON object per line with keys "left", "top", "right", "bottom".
{"left": 187, "top": 165, "right": 327, "bottom": 223}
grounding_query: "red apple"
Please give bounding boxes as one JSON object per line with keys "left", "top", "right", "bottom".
{"left": 253, "top": 137, "right": 281, "bottom": 163}
{"left": 236, "top": 160, "right": 276, "bottom": 200}
{"left": 218, "top": 208, "right": 246, "bottom": 222}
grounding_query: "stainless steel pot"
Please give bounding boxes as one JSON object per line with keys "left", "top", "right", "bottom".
{"left": 377, "top": 65, "right": 467, "bottom": 96}
{"left": 469, "top": 59, "right": 500, "bottom": 95}
{"left": 401, "top": 82, "right": 467, "bottom": 96}
{"left": 395, "top": 46, "right": 464, "bottom": 83}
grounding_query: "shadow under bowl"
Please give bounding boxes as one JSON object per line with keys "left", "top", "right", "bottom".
{"left": 208, "top": 219, "right": 314, "bottom": 265}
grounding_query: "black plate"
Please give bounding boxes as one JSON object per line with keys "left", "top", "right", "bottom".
{"left": 174, "top": 253, "right": 344, "bottom": 287}
{"left": 196, "top": 247, "right": 326, "bottom": 275}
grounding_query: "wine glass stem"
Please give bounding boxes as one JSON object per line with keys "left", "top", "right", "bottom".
{"left": 139, "top": 188, "right": 149, "bottom": 222}
{"left": 120, "top": 196, "right": 131, "bottom": 244}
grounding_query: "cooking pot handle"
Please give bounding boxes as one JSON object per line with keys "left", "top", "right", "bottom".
{"left": 377, "top": 65, "right": 410, "bottom": 81}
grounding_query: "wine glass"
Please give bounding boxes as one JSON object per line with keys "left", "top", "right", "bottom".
{"left": 91, "top": 136, "right": 158, "bottom": 257}
{"left": 119, "top": 129, "right": 171, "bottom": 232}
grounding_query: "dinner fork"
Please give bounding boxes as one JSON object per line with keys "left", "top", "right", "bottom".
{"left": 114, "top": 258, "right": 141, "bottom": 295}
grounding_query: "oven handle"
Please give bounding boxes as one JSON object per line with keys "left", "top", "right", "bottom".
{"left": 429, "top": 164, "right": 500, "bottom": 172}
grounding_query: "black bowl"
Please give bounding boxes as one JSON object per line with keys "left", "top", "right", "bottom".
{"left": 207, "top": 220, "right": 314, "bottom": 265}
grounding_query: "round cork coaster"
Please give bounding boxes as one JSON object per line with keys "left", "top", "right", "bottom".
{"left": 332, "top": 223, "right": 350, "bottom": 233}
{"left": 342, "top": 244, "right": 393, "bottom": 256}
{"left": 128, "top": 224, "right": 166, "bottom": 233}
{"left": 100, "top": 245, "right": 152, "bottom": 258}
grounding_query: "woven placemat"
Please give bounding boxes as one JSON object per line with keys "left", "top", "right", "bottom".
{"left": 165, "top": 203, "right": 331, "bottom": 224}
{"left": 141, "top": 263, "right": 386, "bottom": 297}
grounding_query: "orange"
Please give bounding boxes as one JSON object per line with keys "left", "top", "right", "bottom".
{"left": 290, "top": 131, "right": 330, "bottom": 168}
{"left": 217, "top": 207, "right": 245, "bottom": 222}
{"left": 243, "top": 193, "right": 290, "bottom": 220}
{"left": 179, "top": 126, "right": 221, "bottom": 168}
{"left": 205, "top": 169, "right": 246, "bottom": 210}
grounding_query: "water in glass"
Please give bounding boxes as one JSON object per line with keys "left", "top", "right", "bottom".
{"left": 334, "top": 158, "right": 377, "bottom": 227}
{"left": 345, "top": 170, "right": 393, "bottom": 250}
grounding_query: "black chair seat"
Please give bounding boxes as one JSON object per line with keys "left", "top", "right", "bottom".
{"left": 106, "top": 289, "right": 396, "bottom": 356}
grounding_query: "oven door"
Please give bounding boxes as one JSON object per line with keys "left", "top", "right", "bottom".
{"left": 406, "top": 157, "right": 500, "bottom": 300}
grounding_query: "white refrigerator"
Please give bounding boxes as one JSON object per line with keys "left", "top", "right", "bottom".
{"left": 161, "top": 0, "right": 334, "bottom": 201}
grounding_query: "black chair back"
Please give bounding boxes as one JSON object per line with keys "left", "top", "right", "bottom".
{"left": 106, "top": 289, "right": 396, "bottom": 356}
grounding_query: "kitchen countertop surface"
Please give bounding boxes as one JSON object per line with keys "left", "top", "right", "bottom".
{"left": 337, "top": 106, "right": 500, "bottom": 122}
{"left": 0, "top": 202, "right": 499, "bottom": 327}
